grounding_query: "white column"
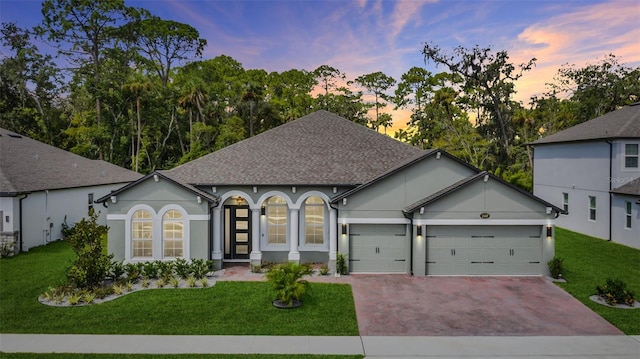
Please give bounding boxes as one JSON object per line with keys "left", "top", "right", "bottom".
{"left": 250, "top": 208, "right": 262, "bottom": 262}
{"left": 212, "top": 208, "right": 222, "bottom": 261}
{"left": 329, "top": 208, "right": 337, "bottom": 260}
{"left": 288, "top": 208, "right": 300, "bottom": 261}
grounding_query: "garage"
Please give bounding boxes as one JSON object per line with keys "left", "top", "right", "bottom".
{"left": 426, "top": 225, "right": 543, "bottom": 275}
{"left": 349, "top": 224, "right": 408, "bottom": 273}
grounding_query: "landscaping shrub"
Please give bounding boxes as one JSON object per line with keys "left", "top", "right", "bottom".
{"left": 65, "top": 209, "right": 112, "bottom": 289}
{"left": 266, "top": 262, "right": 313, "bottom": 306}
{"left": 547, "top": 257, "right": 564, "bottom": 279}
{"left": 596, "top": 278, "right": 636, "bottom": 306}
{"left": 336, "top": 253, "right": 348, "bottom": 275}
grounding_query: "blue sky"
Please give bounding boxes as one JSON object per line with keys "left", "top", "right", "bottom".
{"left": 1, "top": 0, "right": 639, "bottom": 129}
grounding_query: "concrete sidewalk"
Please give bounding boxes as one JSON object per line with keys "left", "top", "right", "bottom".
{"left": 1, "top": 334, "right": 639, "bottom": 358}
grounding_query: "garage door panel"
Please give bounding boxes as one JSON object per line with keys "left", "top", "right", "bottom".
{"left": 426, "top": 225, "right": 543, "bottom": 276}
{"left": 349, "top": 224, "right": 408, "bottom": 273}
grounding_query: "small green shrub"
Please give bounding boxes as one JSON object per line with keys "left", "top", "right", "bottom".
{"left": 266, "top": 262, "right": 312, "bottom": 306}
{"left": 319, "top": 264, "right": 330, "bottom": 275}
{"left": 190, "top": 259, "right": 213, "bottom": 279}
{"left": 155, "top": 278, "right": 166, "bottom": 288}
{"left": 142, "top": 261, "right": 160, "bottom": 279}
{"left": 174, "top": 258, "right": 191, "bottom": 279}
{"left": 169, "top": 276, "right": 180, "bottom": 288}
{"left": 65, "top": 209, "right": 112, "bottom": 289}
{"left": 187, "top": 276, "right": 197, "bottom": 287}
{"left": 67, "top": 291, "right": 82, "bottom": 305}
{"left": 123, "top": 263, "right": 141, "bottom": 281}
{"left": 547, "top": 257, "right": 565, "bottom": 279}
{"left": 336, "top": 253, "right": 348, "bottom": 275}
{"left": 157, "top": 261, "right": 174, "bottom": 281}
{"left": 82, "top": 291, "right": 96, "bottom": 304}
{"left": 199, "top": 277, "right": 209, "bottom": 287}
{"left": 109, "top": 261, "right": 125, "bottom": 281}
{"left": 251, "top": 263, "right": 262, "bottom": 273}
{"left": 596, "top": 278, "right": 636, "bottom": 306}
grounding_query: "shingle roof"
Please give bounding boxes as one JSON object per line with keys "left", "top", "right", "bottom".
{"left": 0, "top": 128, "right": 142, "bottom": 195}
{"left": 166, "top": 110, "right": 425, "bottom": 186}
{"left": 611, "top": 177, "right": 640, "bottom": 196}
{"left": 531, "top": 102, "right": 640, "bottom": 145}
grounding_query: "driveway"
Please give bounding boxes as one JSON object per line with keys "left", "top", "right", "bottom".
{"left": 325, "top": 275, "right": 623, "bottom": 336}
{"left": 220, "top": 265, "right": 623, "bottom": 336}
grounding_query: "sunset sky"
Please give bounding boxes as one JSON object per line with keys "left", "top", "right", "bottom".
{"left": 1, "top": 0, "right": 638, "bottom": 132}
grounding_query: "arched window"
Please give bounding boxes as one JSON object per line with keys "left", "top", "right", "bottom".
{"left": 132, "top": 209, "right": 153, "bottom": 258}
{"left": 266, "top": 196, "right": 287, "bottom": 244}
{"left": 304, "top": 196, "right": 325, "bottom": 245}
{"left": 163, "top": 209, "right": 184, "bottom": 258}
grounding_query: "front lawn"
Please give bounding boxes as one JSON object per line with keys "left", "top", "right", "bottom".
{"left": 554, "top": 227, "right": 640, "bottom": 334}
{"left": 0, "top": 241, "right": 358, "bottom": 336}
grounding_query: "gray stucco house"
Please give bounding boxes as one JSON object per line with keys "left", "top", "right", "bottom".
{"left": 532, "top": 102, "right": 640, "bottom": 249}
{"left": 99, "top": 110, "right": 562, "bottom": 276}
{"left": 0, "top": 127, "right": 142, "bottom": 255}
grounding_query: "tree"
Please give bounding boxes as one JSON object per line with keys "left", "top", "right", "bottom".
{"left": 422, "top": 44, "right": 536, "bottom": 165}
{"left": 394, "top": 66, "right": 433, "bottom": 113}
{"left": 352, "top": 71, "right": 396, "bottom": 131}
{"left": 123, "top": 73, "right": 152, "bottom": 172}
{"left": 37, "top": 0, "right": 138, "bottom": 160}
{"left": 546, "top": 54, "right": 640, "bottom": 123}
{"left": 0, "top": 22, "right": 63, "bottom": 145}
{"left": 313, "top": 65, "right": 345, "bottom": 109}
{"left": 125, "top": 17, "right": 206, "bottom": 87}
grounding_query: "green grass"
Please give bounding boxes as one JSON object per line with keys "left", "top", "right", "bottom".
{"left": 0, "top": 241, "right": 358, "bottom": 336}
{"left": 554, "top": 227, "right": 640, "bottom": 334}
{"left": 0, "top": 355, "right": 362, "bottom": 359}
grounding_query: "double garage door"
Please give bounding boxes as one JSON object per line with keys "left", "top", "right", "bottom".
{"left": 349, "top": 224, "right": 408, "bottom": 273}
{"left": 426, "top": 225, "right": 543, "bottom": 275}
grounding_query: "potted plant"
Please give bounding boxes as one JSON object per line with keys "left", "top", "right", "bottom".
{"left": 266, "top": 262, "right": 312, "bottom": 308}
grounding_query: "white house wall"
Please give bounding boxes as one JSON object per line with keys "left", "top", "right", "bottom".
{"left": 533, "top": 141, "right": 611, "bottom": 240}
{"left": 17, "top": 184, "right": 129, "bottom": 251}
{"left": 612, "top": 140, "right": 640, "bottom": 186}
{"left": 611, "top": 194, "right": 640, "bottom": 249}
{"left": 0, "top": 197, "right": 18, "bottom": 233}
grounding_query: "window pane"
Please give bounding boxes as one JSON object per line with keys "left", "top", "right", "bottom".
{"left": 626, "top": 144, "right": 638, "bottom": 156}
{"left": 625, "top": 157, "right": 638, "bottom": 168}
{"left": 627, "top": 201, "right": 632, "bottom": 214}
{"left": 133, "top": 239, "right": 152, "bottom": 257}
{"left": 236, "top": 208, "right": 249, "bottom": 217}
{"left": 589, "top": 196, "right": 596, "bottom": 208}
{"left": 133, "top": 210, "right": 152, "bottom": 219}
{"left": 164, "top": 210, "right": 183, "bottom": 219}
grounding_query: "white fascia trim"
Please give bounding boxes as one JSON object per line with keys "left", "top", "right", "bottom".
{"left": 414, "top": 219, "right": 556, "bottom": 226}
{"left": 338, "top": 218, "right": 411, "bottom": 224}
{"left": 107, "top": 214, "right": 127, "bottom": 220}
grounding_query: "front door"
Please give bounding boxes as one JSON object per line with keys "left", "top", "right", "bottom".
{"left": 224, "top": 205, "right": 251, "bottom": 260}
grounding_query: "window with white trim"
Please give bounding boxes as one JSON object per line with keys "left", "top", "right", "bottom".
{"left": 132, "top": 210, "right": 153, "bottom": 258}
{"left": 625, "top": 201, "right": 632, "bottom": 229}
{"left": 266, "top": 196, "right": 287, "bottom": 244}
{"left": 304, "top": 196, "right": 325, "bottom": 245}
{"left": 625, "top": 144, "right": 639, "bottom": 169}
{"left": 589, "top": 196, "right": 596, "bottom": 221}
{"left": 163, "top": 210, "right": 184, "bottom": 258}
{"left": 562, "top": 192, "right": 569, "bottom": 213}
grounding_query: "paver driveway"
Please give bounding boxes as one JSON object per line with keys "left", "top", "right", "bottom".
{"left": 334, "top": 274, "right": 623, "bottom": 336}
{"left": 220, "top": 265, "right": 623, "bottom": 336}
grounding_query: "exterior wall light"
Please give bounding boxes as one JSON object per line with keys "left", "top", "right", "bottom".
{"left": 261, "top": 206, "right": 266, "bottom": 216}
{"left": 110, "top": 196, "right": 117, "bottom": 204}
{"left": 546, "top": 225, "right": 553, "bottom": 239}
{"left": 416, "top": 225, "right": 422, "bottom": 237}
{"left": 341, "top": 223, "right": 347, "bottom": 235}
{"left": 153, "top": 174, "right": 159, "bottom": 182}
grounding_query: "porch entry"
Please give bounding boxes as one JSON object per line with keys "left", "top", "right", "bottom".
{"left": 224, "top": 205, "right": 251, "bottom": 260}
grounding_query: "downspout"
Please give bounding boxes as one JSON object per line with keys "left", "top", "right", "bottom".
{"left": 19, "top": 193, "right": 29, "bottom": 253}
{"left": 606, "top": 140, "right": 613, "bottom": 241}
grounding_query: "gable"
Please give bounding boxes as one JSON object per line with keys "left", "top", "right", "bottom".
{"left": 337, "top": 153, "right": 477, "bottom": 216}
{"left": 415, "top": 176, "right": 554, "bottom": 220}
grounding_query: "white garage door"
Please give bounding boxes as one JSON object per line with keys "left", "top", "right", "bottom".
{"left": 349, "top": 224, "right": 408, "bottom": 273}
{"left": 426, "top": 226, "right": 543, "bottom": 275}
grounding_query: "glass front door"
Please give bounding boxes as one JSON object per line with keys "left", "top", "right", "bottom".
{"left": 224, "top": 205, "right": 251, "bottom": 260}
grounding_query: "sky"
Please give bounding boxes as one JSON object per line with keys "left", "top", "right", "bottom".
{"left": 1, "top": 0, "right": 639, "bottom": 132}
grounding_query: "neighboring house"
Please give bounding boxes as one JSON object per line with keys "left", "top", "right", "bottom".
{"left": 532, "top": 102, "right": 640, "bottom": 249}
{"left": 0, "top": 128, "right": 142, "bottom": 255}
{"left": 99, "top": 110, "right": 562, "bottom": 276}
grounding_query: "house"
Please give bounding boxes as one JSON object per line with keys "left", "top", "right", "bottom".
{"left": 531, "top": 102, "right": 640, "bottom": 249}
{"left": 0, "top": 128, "right": 142, "bottom": 255}
{"left": 99, "top": 110, "right": 562, "bottom": 276}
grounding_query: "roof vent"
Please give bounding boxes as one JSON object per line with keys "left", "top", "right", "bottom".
{"left": 73, "top": 163, "right": 78, "bottom": 168}
{"left": 34, "top": 154, "right": 39, "bottom": 160}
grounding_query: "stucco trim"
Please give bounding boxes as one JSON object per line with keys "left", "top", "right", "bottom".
{"left": 414, "top": 219, "right": 555, "bottom": 226}
{"left": 338, "top": 217, "right": 411, "bottom": 224}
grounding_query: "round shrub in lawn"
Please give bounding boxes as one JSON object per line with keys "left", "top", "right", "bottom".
{"left": 266, "top": 262, "right": 313, "bottom": 308}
